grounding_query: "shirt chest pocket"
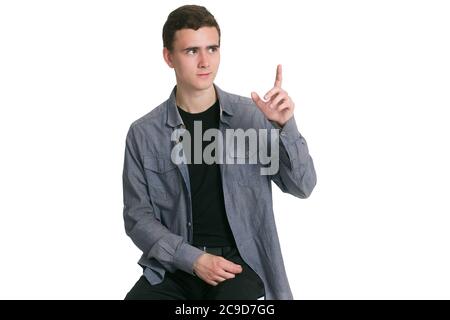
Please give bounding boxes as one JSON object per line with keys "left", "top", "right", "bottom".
{"left": 229, "top": 148, "right": 263, "bottom": 187}
{"left": 143, "top": 156, "right": 181, "bottom": 198}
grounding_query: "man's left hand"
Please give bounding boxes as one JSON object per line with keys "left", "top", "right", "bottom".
{"left": 251, "top": 64, "right": 295, "bottom": 127}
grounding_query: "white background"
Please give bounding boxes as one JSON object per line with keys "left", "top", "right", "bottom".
{"left": 1, "top": 0, "right": 449, "bottom": 299}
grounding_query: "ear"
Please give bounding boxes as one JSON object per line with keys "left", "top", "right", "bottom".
{"left": 163, "top": 47, "right": 174, "bottom": 68}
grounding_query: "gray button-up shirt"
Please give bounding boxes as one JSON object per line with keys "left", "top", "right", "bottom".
{"left": 122, "top": 83, "right": 317, "bottom": 299}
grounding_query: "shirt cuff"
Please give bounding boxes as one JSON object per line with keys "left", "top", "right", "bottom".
{"left": 271, "top": 116, "right": 301, "bottom": 145}
{"left": 173, "top": 242, "right": 206, "bottom": 275}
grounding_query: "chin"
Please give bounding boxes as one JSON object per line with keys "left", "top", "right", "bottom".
{"left": 193, "top": 81, "right": 214, "bottom": 91}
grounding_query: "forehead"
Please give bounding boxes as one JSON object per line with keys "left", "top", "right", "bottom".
{"left": 173, "top": 27, "right": 219, "bottom": 49}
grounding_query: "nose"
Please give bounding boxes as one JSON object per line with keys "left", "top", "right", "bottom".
{"left": 198, "top": 50, "right": 209, "bottom": 69}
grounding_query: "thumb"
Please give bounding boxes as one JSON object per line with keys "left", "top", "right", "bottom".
{"left": 251, "top": 92, "right": 265, "bottom": 110}
{"left": 251, "top": 91, "right": 261, "bottom": 104}
{"left": 223, "top": 259, "right": 243, "bottom": 274}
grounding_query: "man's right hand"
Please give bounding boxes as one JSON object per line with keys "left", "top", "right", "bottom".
{"left": 193, "top": 253, "right": 243, "bottom": 286}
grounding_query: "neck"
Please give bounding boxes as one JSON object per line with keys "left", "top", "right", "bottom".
{"left": 175, "top": 83, "right": 217, "bottom": 114}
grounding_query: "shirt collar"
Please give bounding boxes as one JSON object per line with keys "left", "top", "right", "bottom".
{"left": 166, "top": 83, "right": 234, "bottom": 128}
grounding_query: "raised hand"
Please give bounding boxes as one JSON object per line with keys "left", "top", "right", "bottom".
{"left": 251, "top": 64, "right": 295, "bottom": 127}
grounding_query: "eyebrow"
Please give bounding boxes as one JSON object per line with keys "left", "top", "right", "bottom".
{"left": 182, "top": 45, "right": 220, "bottom": 52}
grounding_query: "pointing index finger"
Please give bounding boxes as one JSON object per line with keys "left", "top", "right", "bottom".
{"left": 274, "top": 64, "right": 282, "bottom": 88}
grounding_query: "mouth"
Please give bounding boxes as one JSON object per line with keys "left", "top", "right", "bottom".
{"left": 197, "top": 73, "right": 211, "bottom": 78}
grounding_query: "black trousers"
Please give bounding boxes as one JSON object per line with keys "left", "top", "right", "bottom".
{"left": 124, "top": 246, "right": 265, "bottom": 300}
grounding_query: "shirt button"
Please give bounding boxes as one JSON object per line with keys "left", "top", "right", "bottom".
{"left": 187, "top": 222, "right": 192, "bottom": 227}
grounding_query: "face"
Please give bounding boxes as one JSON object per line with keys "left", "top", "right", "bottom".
{"left": 163, "top": 27, "right": 220, "bottom": 92}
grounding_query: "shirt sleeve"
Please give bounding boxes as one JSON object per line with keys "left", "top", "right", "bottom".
{"left": 267, "top": 116, "right": 317, "bottom": 198}
{"left": 122, "top": 124, "right": 205, "bottom": 275}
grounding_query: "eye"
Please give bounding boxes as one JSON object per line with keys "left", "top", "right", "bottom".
{"left": 209, "top": 47, "right": 218, "bottom": 53}
{"left": 187, "top": 48, "right": 197, "bottom": 55}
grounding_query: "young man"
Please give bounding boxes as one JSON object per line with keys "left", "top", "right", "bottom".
{"left": 123, "top": 5, "right": 317, "bottom": 300}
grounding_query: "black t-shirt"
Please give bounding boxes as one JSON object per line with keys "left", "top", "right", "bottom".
{"left": 177, "top": 99, "right": 236, "bottom": 247}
